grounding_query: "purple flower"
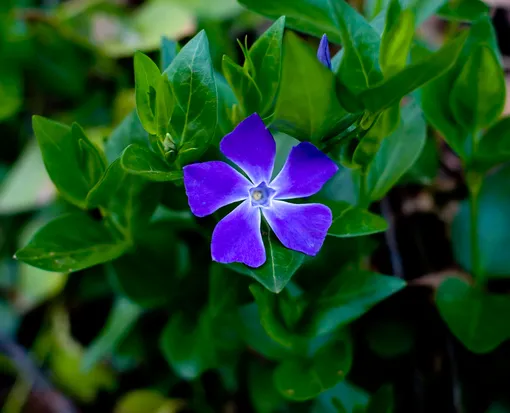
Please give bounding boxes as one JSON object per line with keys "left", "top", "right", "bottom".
{"left": 317, "top": 34, "right": 332, "bottom": 70}
{"left": 183, "top": 113, "right": 338, "bottom": 268}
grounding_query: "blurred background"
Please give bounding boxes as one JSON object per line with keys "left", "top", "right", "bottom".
{"left": 2, "top": 0, "right": 510, "bottom": 412}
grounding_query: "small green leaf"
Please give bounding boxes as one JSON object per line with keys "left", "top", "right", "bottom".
{"left": 164, "top": 30, "right": 218, "bottom": 165}
{"left": 155, "top": 74, "right": 175, "bottom": 140}
{"left": 105, "top": 110, "right": 150, "bottom": 163}
{"left": 274, "top": 337, "right": 352, "bottom": 401}
{"left": 32, "top": 116, "right": 95, "bottom": 209}
{"left": 121, "top": 144, "right": 182, "bottom": 182}
{"left": 161, "top": 37, "right": 179, "bottom": 71}
{"left": 450, "top": 45, "right": 505, "bottom": 133}
{"left": 438, "top": 0, "right": 489, "bottom": 21}
{"left": 325, "top": 201, "right": 388, "bottom": 237}
{"left": 160, "top": 312, "right": 215, "bottom": 380}
{"left": 272, "top": 31, "right": 347, "bottom": 144}
{"left": 360, "top": 32, "right": 467, "bottom": 112}
{"left": 307, "top": 270, "right": 406, "bottom": 336}
{"left": 229, "top": 227, "right": 305, "bottom": 293}
{"left": 83, "top": 297, "right": 143, "bottom": 371}
{"left": 0, "top": 64, "right": 22, "bottom": 121}
{"left": 367, "top": 103, "right": 427, "bottom": 201}
{"left": 380, "top": 3, "right": 415, "bottom": 76}
{"left": 15, "top": 213, "right": 128, "bottom": 273}
{"left": 472, "top": 117, "right": 510, "bottom": 172}
{"left": 86, "top": 159, "right": 125, "bottom": 208}
{"left": 313, "top": 381, "right": 370, "bottom": 413}
{"left": 134, "top": 51, "right": 161, "bottom": 135}
{"left": 436, "top": 277, "right": 510, "bottom": 353}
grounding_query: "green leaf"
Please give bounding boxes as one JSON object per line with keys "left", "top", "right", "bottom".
{"left": 335, "top": 0, "right": 383, "bottom": 94}
{"left": 313, "top": 381, "right": 370, "bottom": 413}
{"left": 164, "top": 30, "right": 218, "bottom": 165}
{"left": 161, "top": 37, "right": 179, "bottom": 71}
{"left": 436, "top": 277, "right": 510, "bottom": 353}
{"left": 134, "top": 51, "right": 161, "bottom": 135}
{"left": 325, "top": 201, "right": 388, "bottom": 237}
{"left": 71, "top": 123, "right": 107, "bottom": 189}
{"left": 0, "top": 64, "right": 22, "bottom": 121}
{"left": 15, "top": 213, "right": 128, "bottom": 273}
{"left": 32, "top": 116, "right": 96, "bottom": 209}
{"left": 121, "top": 144, "right": 182, "bottom": 182}
{"left": 105, "top": 110, "right": 150, "bottom": 163}
{"left": 360, "top": 32, "right": 467, "bottom": 113}
{"left": 83, "top": 297, "right": 142, "bottom": 371}
{"left": 380, "top": 3, "right": 415, "bottom": 76}
{"left": 274, "top": 337, "right": 352, "bottom": 401}
{"left": 272, "top": 31, "right": 347, "bottom": 144}
{"left": 160, "top": 312, "right": 215, "bottom": 380}
{"left": 450, "top": 45, "right": 505, "bottom": 133}
{"left": 155, "top": 74, "right": 175, "bottom": 140}
{"left": 86, "top": 159, "right": 125, "bottom": 208}
{"left": 248, "top": 16, "right": 285, "bottom": 115}
{"left": 472, "top": 117, "right": 510, "bottom": 172}
{"left": 366, "top": 103, "right": 426, "bottom": 200}
{"left": 366, "top": 385, "right": 394, "bottom": 413}
{"left": 452, "top": 164, "right": 510, "bottom": 277}
{"left": 248, "top": 362, "right": 285, "bottom": 413}
{"left": 400, "top": 136, "right": 439, "bottom": 185}
{"left": 114, "top": 389, "right": 180, "bottom": 413}
{"left": 438, "top": 0, "right": 489, "bottom": 21}
{"left": 229, "top": 227, "right": 305, "bottom": 293}
{"left": 307, "top": 270, "right": 406, "bottom": 336}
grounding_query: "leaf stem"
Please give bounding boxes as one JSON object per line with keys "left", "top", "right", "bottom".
{"left": 467, "top": 171, "right": 482, "bottom": 281}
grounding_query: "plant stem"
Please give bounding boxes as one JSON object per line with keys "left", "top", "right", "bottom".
{"left": 468, "top": 175, "right": 482, "bottom": 281}
{"left": 358, "top": 168, "right": 369, "bottom": 209}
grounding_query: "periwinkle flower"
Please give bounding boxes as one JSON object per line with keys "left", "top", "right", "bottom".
{"left": 317, "top": 34, "right": 332, "bottom": 70}
{"left": 183, "top": 114, "right": 338, "bottom": 268}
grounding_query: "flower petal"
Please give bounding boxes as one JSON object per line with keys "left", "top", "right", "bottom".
{"left": 263, "top": 201, "right": 332, "bottom": 256}
{"left": 220, "top": 113, "right": 276, "bottom": 185}
{"left": 183, "top": 161, "right": 251, "bottom": 217}
{"left": 270, "top": 142, "right": 338, "bottom": 199}
{"left": 317, "top": 34, "right": 332, "bottom": 70}
{"left": 211, "top": 200, "right": 265, "bottom": 267}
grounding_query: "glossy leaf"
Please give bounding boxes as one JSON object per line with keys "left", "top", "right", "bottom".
{"left": 155, "top": 74, "right": 175, "bottom": 140}
{"left": 86, "top": 159, "right": 125, "bottom": 208}
{"left": 272, "top": 32, "right": 346, "bottom": 144}
{"left": 325, "top": 201, "right": 388, "bottom": 237}
{"left": 0, "top": 64, "right": 22, "bottom": 121}
{"left": 313, "top": 381, "right": 370, "bottom": 413}
{"left": 450, "top": 45, "right": 505, "bottom": 133}
{"left": 134, "top": 51, "right": 161, "bottom": 135}
{"left": 229, "top": 227, "right": 305, "bottom": 293}
{"left": 274, "top": 337, "right": 352, "bottom": 401}
{"left": 436, "top": 277, "right": 510, "bottom": 353}
{"left": 472, "top": 117, "right": 510, "bottom": 172}
{"left": 105, "top": 110, "right": 150, "bottom": 163}
{"left": 367, "top": 103, "right": 427, "bottom": 200}
{"left": 164, "top": 30, "right": 218, "bottom": 165}
{"left": 360, "top": 32, "right": 467, "bottom": 113}
{"left": 15, "top": 213, "right": 128, "bottom": 273}
{"left": 121, "top": 144, "right": 182, "bottom": 182}
{"left": 161, "top": 37, "right": 179, "bottom": 71}
{"left": 71, "top": 123, "right": 107, "bottom": 189}
{"left": 438, "top": 0, "right": 489, "bottom": 21}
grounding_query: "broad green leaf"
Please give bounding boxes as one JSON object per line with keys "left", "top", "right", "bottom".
{"left": 307, "top": 270, "right": 406, "bottom": 336}
{"left": 134, "top": 51, "right": 161, "bottom": 135}
{"left": 438, "top": 0, "right": 489, "bottom": 21}
{"left": 229, "top": 227, "right": 305, "bottom": 293}
{"left": 360, "top": 32, "right": 467, "bottom": 113}
{"left": 0, "top": 64, "right": 22, "bottom": 121}
{"left": 248, "top": 362, "right": 285, "bottom": 413}
{"left": 164, "top": 30, "right": 218, "bottom": 165}
{"left": 32, "top": 116, "right": 94, "bottom": 209}
{"left": 380, "top": 3, "right": 415, "bottom": 76}
{"left": 325, "top": 201, "right": 388, "bottom": 237}
{"left": 114, "top": 390, "right": 185, "bottom": 413}
{"left": 366, "top": 385, "right": 394, "bottom": 413}
{"left": 367, "top": 103, "right": 426, "bottom": 200}
{"left": 472, "top": 117, "right": 510, "bottom": 172}
{"left": 222, "top": 55, "right": 262, "bottom": 117}
{"left": 238, "top": 303, "right": 289, "bottom": 361}
{"left": 15, "top": 213, "right": 128, "bottom": 273}
{"left": 83, "top": 297, "right": 143, "bottom": 371}
{"left": 274, "top": 337, "right": 352, "bottom": 401}
{"left": 0, "top": 141, "right": 54, "bottom": 214}
{"left": 161, "top": 37, "right": 179, "bottom": 71}
{"left": 452, "top": 164, "right": 510, "bottom": 277}
{"left": 105, "top": 110, "right": 150, "bottom": 163}
{"left": 400, "top": 136, "right": 439, "bottom": 185}
{"left": 121, "top": 144, "right": 182, "bottom": 182}
{"left": 160, "top": 312, "right": 216, "bottom": 380}
{"left": 450, "top": 45, "right": 505, "bottom": 133}
{"left": 248, "top": 16, "right": 285, "bottom": 115}
{"left": 71, "top": 123, "right": 107, "bottom": 189}
{"left": 155, "top": 74, "right": 175, "bottom": 140}
{"left": 272, "top": 32, "right": 347, "bottom": 144}
{"left": 86, "top": 159, "right": 125, "bottom": 208}
{"left": 335, "top": 0, "right": 383, "bottom": 94}
{"left": 436, "top": 277, "right": 510, "bottom": 353}
{"left": 215, "top": 73, "right": 237, "bottom": 140}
